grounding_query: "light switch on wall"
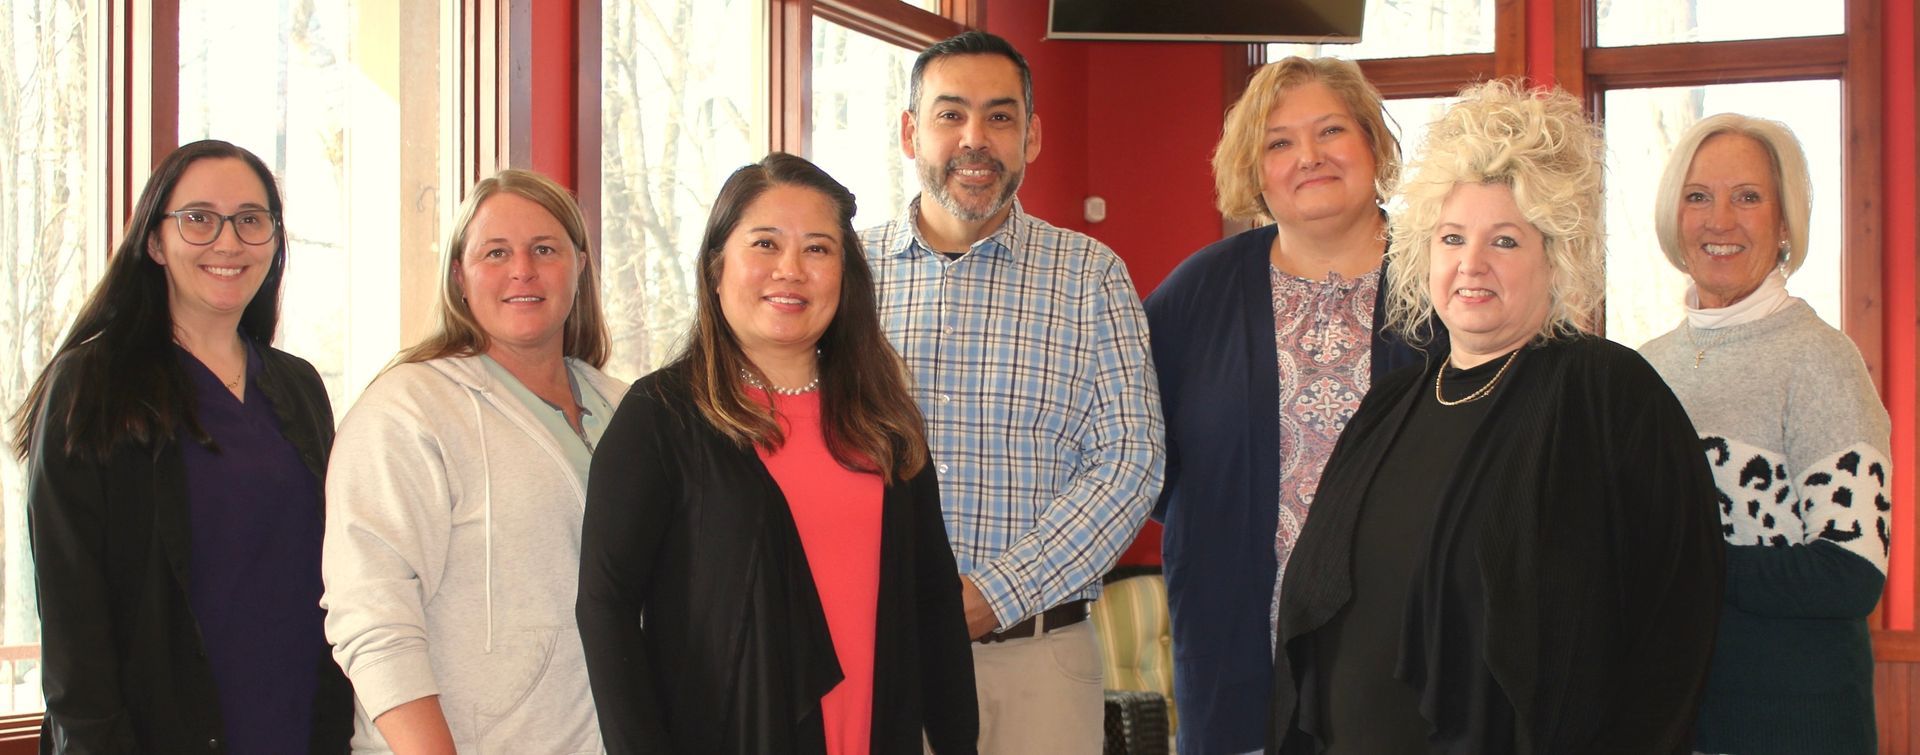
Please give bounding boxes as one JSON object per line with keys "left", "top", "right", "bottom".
{"left": 1084, "top": 196, "right": 1107, "bottom": 224}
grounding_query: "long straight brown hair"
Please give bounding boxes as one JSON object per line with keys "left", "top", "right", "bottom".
{"left": 13, "top": 140, "right": 288, "bottom": 463}
{"left": 678, "top": 153, "right": 927, "bottom": 482}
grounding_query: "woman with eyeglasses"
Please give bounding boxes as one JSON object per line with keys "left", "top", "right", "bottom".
{"left": 15, "top": 139, "right": 351, "bottom": 753}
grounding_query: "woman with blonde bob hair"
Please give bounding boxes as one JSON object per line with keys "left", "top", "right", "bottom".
{"left": 322, "top": 168, "right": 625, "bottom": 753}
{"left": 1640, "top": 114, "right": 1889, "bottom": 755}
{"left": 1145, "top": 56, "right": 1430, "bottom": 753}
{"left": 1269, "top": 81, "right": 1723, "bottom": 753}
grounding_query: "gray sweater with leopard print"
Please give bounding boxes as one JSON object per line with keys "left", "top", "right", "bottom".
{"left": 1642, "top": 299, "right": 1890, "bottom": 755}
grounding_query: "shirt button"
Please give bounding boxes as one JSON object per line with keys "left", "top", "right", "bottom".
{"left": 938, "top": 393, "right": 951, "bottom": 403}
{"left": 942, "top": 326, "right": 954, "bottom": 335}
{"left": 937, "top": 463, "right": 950, "bottom": 475}
{"left": 206, "top": 737, "right": 220, "bottom": 750}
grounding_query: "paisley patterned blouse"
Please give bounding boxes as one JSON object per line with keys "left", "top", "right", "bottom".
{"left": 1269, "top": 264, "right": 1380, "bottom": 645}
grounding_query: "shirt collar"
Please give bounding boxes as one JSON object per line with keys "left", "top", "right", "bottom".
{"left": 884, "top": 195, "right": 1028, "bottom": 262}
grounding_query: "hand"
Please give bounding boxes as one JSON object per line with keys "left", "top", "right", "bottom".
{"left": 958, "top": 575, "right": 1001, "bottom": 640}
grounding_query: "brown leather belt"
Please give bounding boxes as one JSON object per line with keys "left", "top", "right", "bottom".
{"left": 977, "top": 599, "right": 1090, "bottom": 644}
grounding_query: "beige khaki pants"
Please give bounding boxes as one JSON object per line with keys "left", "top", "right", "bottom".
{"left": 962, "top": 618, "right": 1105, "bottom": 754}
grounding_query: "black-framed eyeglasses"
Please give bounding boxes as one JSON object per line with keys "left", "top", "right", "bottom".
{"left": 163, "top": 209, "right": 280, "bottom": 246}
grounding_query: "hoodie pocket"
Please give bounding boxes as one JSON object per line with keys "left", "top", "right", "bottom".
{"left": 463, "top": 629, "right": 557, "bottom": 729}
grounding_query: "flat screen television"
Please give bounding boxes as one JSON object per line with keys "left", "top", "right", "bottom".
{"left": 1048, "top": 0, "right": 1366, "bottom": 43}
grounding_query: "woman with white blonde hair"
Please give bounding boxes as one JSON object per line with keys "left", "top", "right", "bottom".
{"left": 1640, "top": 114, "right": 1890, "bottom": 755}
{"left": 1268, "top": 81, "right": 1724, "bottom": 753}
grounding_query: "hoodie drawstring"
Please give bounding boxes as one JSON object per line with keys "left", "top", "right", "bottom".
{"left": 465, "top": 387, "right": 496, "bottom": 652}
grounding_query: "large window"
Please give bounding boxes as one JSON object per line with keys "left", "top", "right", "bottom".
{"left": 1596, "top": 0, "right": 1843, "bottom": 46}
{"left": 1601, "top": 80, "right": 1844, "bottom": 347}
{"left": 1260, "top": 0, "right": 1890, "bottom": 622}
{"left": 179, "top": 0, "right": 457, "bottom": 419}
{"left": 1269, "top": 0, "right": 1495, "bottom": 60}
{"left": 0, "top": 0, "right": 99, "bottom": 716}
{"left": 598, "top": 0, "right": 765, "bottom": 380}
{"left": 591, "top": 0, "right": 964, "bottom": 380}
{"left": 808, "top": 17, "right": 918, "bottom": 229}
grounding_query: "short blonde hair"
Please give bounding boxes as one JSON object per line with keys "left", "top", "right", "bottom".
{"left": 1652, "top": 113, "right": 1812, "bottom": 275}
{"left": 1384, "top": 80, "right": 1605, "bottom": 345}
{"left": 398, "top": 168, "right": 611, "bottom": 368}
{"left": 1212, "top": 56, "right": 1400, "bottom": 223}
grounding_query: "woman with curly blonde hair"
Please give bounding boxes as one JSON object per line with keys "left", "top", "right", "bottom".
{"left": 1268, "top": 81, "right": 1724, "bottom": 753}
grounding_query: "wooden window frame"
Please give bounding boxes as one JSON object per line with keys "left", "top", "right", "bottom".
{"left": 3, "top": 0, "right": 183, "bottom": 746}
{"left": 768, "top": 0, "right": 975, "bottom": 155}
{"left": 1554, "top": 0, "right": 1884, "bottom": 395}
{"left": 1557, "top": 0, "right": 1892, "bottom": 623}
{"left": 577, "top": 0, "right": 973, "bottom": 252}
{"left": 1239, "top": 0, "right": 1895, "bottom": 623}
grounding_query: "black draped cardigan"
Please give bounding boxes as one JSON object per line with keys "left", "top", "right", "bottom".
{"left": 577, "top": 364, "right": 978, "bottom": 754}
{"left": 1270, "top": 336, "right": 1725, "bottom": 754}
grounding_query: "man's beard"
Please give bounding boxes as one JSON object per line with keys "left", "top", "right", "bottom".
{"left": 919, "top": 150, "right": 1023, "bottom": 223}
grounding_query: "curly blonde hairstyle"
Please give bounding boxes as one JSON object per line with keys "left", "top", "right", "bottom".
{"left": 1384, "top": 80, "right": 1605, "bottom": 346}
{"left": 1211, "top": 56, "right": 1400, "bottom": 223}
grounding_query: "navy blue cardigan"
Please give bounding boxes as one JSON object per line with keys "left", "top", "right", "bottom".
{"left": 1144, "top": 224, "right": 1432, "bottom": 754}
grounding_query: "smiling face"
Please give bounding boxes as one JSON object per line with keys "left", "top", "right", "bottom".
{"left": 147, "top": 157, "right": 276, "bottom": 332}
{"left": 455, "top": 192, "right": 585, "bottom": 360}
{"left": 1679, "top": 133, "right": 1785, "bottom": 308}
{"left": 1258, "top": 81, "right": 1379, "bottom": 229}
{"left": 716, "top": 184, "right": 846, "bottom": 369}
{"left": 901, "top": 53, "right": 1041, "bottom": 228}
{"left": 1428, "top": 182, "right": 1554, "bottom": 366}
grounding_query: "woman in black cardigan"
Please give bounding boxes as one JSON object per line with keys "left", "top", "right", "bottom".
{"left": 16, "top": 140, "right": 349, "bottom": 753}
{"left": 1268, "top": 82, "right": 1724, "bottom": 754}
{"left": 577, "top": 153, "right": 977, "bottom": 754}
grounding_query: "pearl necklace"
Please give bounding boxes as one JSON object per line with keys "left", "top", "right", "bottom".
{"left": 1434, "top": 349, "right": 1520, "bottom": 406}
{"left": 740, "top": 367, "right": 819, "bottom": 396}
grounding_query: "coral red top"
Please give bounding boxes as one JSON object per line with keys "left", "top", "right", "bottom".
{"left": 755, "top": 390, "right": 884, "bottom": 755}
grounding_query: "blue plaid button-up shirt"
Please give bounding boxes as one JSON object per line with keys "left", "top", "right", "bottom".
{"left": 861, "top": 198, "right": 1165, "bottom": 628}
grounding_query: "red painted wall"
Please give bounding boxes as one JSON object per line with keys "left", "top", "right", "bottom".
{"left": 985, "top": 1, "right": 1092, "bottom": 238}
{"left": 1880, "top": 0, "right": 1915, "bottom": 630}
{"left": 529, "top": 0, "right": 577, "bottom": 190}
{"left": 986, "top": 7, "right": 1227, "bottom": 296}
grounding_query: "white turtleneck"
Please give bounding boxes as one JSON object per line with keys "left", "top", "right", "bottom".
{"left": 1685, "top": 270, "right": 1797, "bottom": 330}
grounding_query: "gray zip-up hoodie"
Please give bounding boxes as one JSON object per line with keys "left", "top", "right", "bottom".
{"left": 321, "top": 356, "right": 628, "bottom": 754}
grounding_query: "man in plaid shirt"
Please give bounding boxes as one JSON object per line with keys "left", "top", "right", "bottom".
{"left": 861, "top": 30, "right": 1165, "bottom": 752}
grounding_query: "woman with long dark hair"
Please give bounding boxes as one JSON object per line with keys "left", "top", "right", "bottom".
{"left": 577, "top": 152, "right": 978, "bottom": 754}
{"left": 17, "top": 139, "right": 350, "bottom": 753}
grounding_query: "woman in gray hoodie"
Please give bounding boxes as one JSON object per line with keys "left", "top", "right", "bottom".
{"left": 321, "top": 169, "right": 624, "bottom": 754}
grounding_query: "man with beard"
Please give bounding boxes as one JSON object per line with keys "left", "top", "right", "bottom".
{"left": 860, "top": 30, "right": 1165, "bottom": 753}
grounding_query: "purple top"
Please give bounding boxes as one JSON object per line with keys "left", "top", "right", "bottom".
{"left": 177, "top": 342, "right": 327, "bottom": 753}
{"left": 1269, "top": 265, "right": 1380, "bottom": 645}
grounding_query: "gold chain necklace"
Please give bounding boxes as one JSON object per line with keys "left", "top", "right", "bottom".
{"left": 178, "top": 341, "right": 244, "bottom": 391}
{"left": 1434, "top": 349, "right": 1520, "bottom": 406}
